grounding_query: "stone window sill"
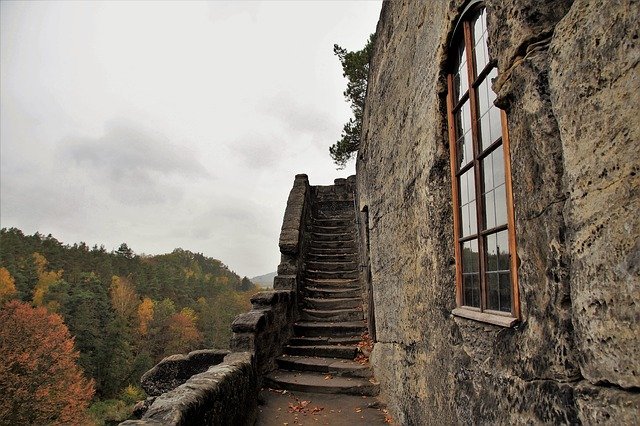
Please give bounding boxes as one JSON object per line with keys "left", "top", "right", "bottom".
{"left": 452, "top": 307, "right": 518, "bottom": 328}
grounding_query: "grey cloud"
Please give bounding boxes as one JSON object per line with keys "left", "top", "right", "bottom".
{"left": 60, "top": 119, "right": 210, "bottom": 205}
{"left": 259, "top": 95, "right": 339, "bottom": 146}
{"left": 231, "top": 135, "right": 281, "bottom": 170}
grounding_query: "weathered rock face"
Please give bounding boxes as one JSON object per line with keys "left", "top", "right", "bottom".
{"left": 549, "top": 0, "right": 640, "bottom": 391}
{"left": 357, "top": 0, "right": 639, "bottom": 424}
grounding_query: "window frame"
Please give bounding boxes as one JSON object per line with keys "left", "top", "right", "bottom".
{"left": 445, "top": 3, "right": 520, "bottom": 327}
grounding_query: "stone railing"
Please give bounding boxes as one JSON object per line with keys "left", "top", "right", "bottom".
{"left": 121, "top": 352, "right": 256, "bottom": 426}
{"left": 230, "top": 174, "right": 310, "bottom": 375}
{"left": 121, "top": 175, "right": 312, "bottom": 424}
{"left": 139, "top": 349, "right": 230, "bottom": 398}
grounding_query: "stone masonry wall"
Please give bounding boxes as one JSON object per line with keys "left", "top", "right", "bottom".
{"left": 357, "top": 1, "right": 639, "bottom": 424}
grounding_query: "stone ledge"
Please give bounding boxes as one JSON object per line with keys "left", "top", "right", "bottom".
{"left": 250, "top": 290, "right": 292, "bottom": 307}
{"left": 121, "top": 352, "right": 257, "bottom": 426}
{"left": 140, "top": 349, "right": 229, "bottom": 397}
{"left": 231, "top": 310, "right": 267, "bottom": 333}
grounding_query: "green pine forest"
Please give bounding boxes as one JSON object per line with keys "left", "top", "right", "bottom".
{"left": 0, "top": 227, "right": 260, "bottom": 423}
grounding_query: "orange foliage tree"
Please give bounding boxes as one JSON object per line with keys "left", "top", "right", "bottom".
{"left": 0, "top": 267, "right": 17, "bottom": 303}
{"left": 137, "top": 297, "right": 154, "bottom": 336}
{"left": 164, "top": 307, "right": 203, "bottom": 356}
{"left": 0, "top": 300, "right": 95, "bottom": 425}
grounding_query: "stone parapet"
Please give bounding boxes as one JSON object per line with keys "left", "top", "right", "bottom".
{"left": 230, "top": 290, "right": 295, "bottom": 375}
{"left": 140, "top": 349, "right": 229, "bottom": 397}
{"left": 120, "top": 352, "right": 257, "bottom": 426}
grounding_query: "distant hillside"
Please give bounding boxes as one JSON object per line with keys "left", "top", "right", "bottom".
{"left": 251, "top": 271, "right": 276, "bottom": 288}
{"left": 0, "top": 227, "right": 258, "bottom": 402}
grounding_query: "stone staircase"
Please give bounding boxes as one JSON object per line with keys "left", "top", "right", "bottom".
{"left": 264, "top": 186, "right": 379, "bottom": 396}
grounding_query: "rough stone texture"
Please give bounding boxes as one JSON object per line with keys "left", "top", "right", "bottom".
{"left": 140, "top": 349, "right": 229, "bottom": 397}
{"left": 278, "top": 174, "right": 309, "bottom": 256}
{"left": 120, "top": 352, "right": 257, "bottom": 426}
{"left": 230, "top": 290, "right": 295, "bottom": 376}
{"left": 356, "top": 0, "right": 638, "bottom": 424}
{"left": 575, "top": 381, "right": 640, "bottom": 424}
{"left": 548, "top": 0, "right": 640, "bottom": 390}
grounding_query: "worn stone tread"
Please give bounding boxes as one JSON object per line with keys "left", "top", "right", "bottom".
{"left": 301, "top": 307, "right": 364, "bottom": 322}
{"left": 288, "top": 335, "right": 362, "bottom": 346}
{"left": 305, "top": 277, "right": 359, "bottom": 286}
{"left": 264, "top": 371, "right": 379, "bottom": 396}
{"left": 276, "top": 355, "right": 372, "bottom": 377}
{"left": 304, "top": 297, "right": 362, "bottom": 309}
{"left": 303, "top": 288, "right": 361, "bottom": 300}
{"left": 284, "top": 344, "right": 358, "bottom": 359}
{"left": 294, "top": 321, "right": 367, "bottom": 337}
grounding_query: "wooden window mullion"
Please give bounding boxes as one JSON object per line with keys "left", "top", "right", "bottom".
{"left": 463, "top": 21, "right": 487, "bottom": 312}
{"left": 446, "top": 74, "right": 463, "bottom": 307}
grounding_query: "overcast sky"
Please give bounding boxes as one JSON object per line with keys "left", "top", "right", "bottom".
{"left": 0, "top": 1, "right": 381, "bottom": 278}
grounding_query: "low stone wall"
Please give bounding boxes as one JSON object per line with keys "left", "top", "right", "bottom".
{"left": 121, "top": 352, "right": 256, "bottom": 426}
{"left": 230, "top": 290, "right": 295, "bottom": 375}
{"left": 140, "top": 349, "right": 230, "bottom": 397}
{"left": 230, "top": 174, "right": 311, "bottom": 376}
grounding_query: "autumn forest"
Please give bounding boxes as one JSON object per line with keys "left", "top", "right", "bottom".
{"left": 0, "top": 227, "right": 260, "bottom": 424}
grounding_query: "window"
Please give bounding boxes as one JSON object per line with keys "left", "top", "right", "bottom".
{"left": 446, "top": 4, "right": 520, "bottom": 327}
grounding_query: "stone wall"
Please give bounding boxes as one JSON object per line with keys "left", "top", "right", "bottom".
{"left": 230, "top": 174, "right": 311, "bottom": 375}
{"left": 121, "top": 352, "right": 257, "bottom": 426}
{"left": 140, "top": 349, "right": 229, "bottom": 398}
{"left": 357, "top": 0, "right": 639, "bottom": 424}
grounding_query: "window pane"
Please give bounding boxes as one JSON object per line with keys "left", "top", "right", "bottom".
{"left": 495, "top": 184, "right": 507, "bottom": 226}
{"left": 463, "top": 273, "right": 480, "bottom": 308}
{"left": 482, "top": 151, "right": 495, "bottom": 191}
{"left": 477, "top": 76, "right": 491, "bottom": 117}
{"left": 496, "top": 230, "right": 510, "bottom": 271}
{"left": 484, "top": 189, "right": 496, "bottom": 229}
{"left": 455, "top": 42, "right": 468, "bottom": 101}
{"left": 485, "top": 232, "right": 498, "bottom": 272}
{"left": 455, "top": 101, "right": 473, "bottom": 168}
{"left": 487, "top": 68, "right": 497, "bottom": 106}
{"left": 492, "top": 145, "right": 505, "bottom": 186}
{"left": 459, "top": 167, "right": 475, "bottom": 206}
{"left": 498, "top": 272, "right": 512, "bottom": 312}
{"left": 462, "top": 239, "right": 479, "bottom": 273}
{"left": 473, "top": 10, "right": 488, "bottom": 73}
{"left": 486, "top": 272, "right": 499, "bottom": 311}
{"left": 490, "top": 105, "right": 503, "bottom": 144}
{"left": 461, "top": 200, "right": 477, "bottom": 237}
{"left": 474, "top": 35, "right": 488, "bottom": 74}
{"left": 480, "top": 105, "right": 502, "bottom": 150}
{"left": 473, "top": 9, "right": 485, "bottom": 45}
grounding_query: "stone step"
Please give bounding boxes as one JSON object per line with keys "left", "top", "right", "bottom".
{"left": 301, "top": 308, "right": 364, "bottom": 322}
{"left": 264, "top": 371, "right": 379, "bottom": 396}
{"left": 308, "top": 247, "right": 357, "bottom": 256}
{"left": 312, "top": 218, "right": 354, "bottom": 227}
{"left": 303, "top": 286, "right": 361, "bottom": 299}
{"left": 276, "top": 355, "right": 372, "bottom": 378}
{"left": 311, "top": 232, "right": 354, "bottom": 242}
{"left": 309, "top": 240, "right": 356, "bottom": 250}
{"left": 305, "top": 269, "right": 359, "bottom": 280}
{"left": 304, "top": 297, "right": 362, "bottom": 310}
{"left": 312, "top": 225, "right": 354, "bottom": 234}
{"left": 314, "top": 212, "right": 355, "bottom": 221}
{"left": 288, "top": 335, "right": 362, "bottom": 346}
{"left": 305, "top": 278, "right": 359, "bottom": 287}
{"left": 306, "top": 260, "right": 358, "bottom": 272}
{"left": 294, "top": 321, "right": 367, "bottom": 337}
{"left": 283, "top": 344, "right": 357, "bottom": 359}
{"left": 307, "top": 252, "right": 358, "bottom": 262}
